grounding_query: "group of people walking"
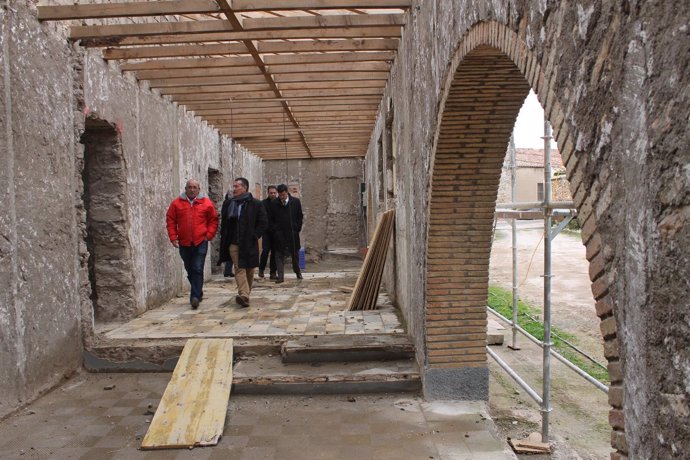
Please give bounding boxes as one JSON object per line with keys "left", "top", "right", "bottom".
{"left": 166, "top": 178, "right": 303, "bottom": 310}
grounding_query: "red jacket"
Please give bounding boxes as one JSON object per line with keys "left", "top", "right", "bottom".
{"left": 166, "top": 193, "right": 219, "bottom": 246}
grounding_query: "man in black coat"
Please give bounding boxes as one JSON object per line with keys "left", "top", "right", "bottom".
{"left": 218, "top": 177, "right": 267, "bottom": 307}
{"left": 270, "top": 183, "right": 304, "bottom": 283}
{"left": 258, "top": 185, "right": 278, "bottom": 280}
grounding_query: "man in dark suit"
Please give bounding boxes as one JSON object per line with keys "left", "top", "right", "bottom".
{"left": 258, "top": 185, "right": 278, "bottom": 280}
{"left": 270, "top": 184, "right": 304, "bottom": 283}
{"left": 217, "top": 177, "right": 267, "bottom": 307}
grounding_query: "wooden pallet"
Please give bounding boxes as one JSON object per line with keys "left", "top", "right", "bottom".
{"left": 141, "top": 338, "right": 234, "bottom": 450}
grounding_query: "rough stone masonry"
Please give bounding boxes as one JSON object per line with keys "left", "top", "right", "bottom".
{"left": 0, "top": 2, "right": 688, "bottom": 459}
{"left": 364, "top": 1, "right": 688, "bottom": 458}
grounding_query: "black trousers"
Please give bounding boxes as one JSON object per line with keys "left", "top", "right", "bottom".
{"left": 275, "top": 244, "right": 300, "bottom": 278}
{"left": 259, "top": 233, "right": 277, "bottom": 273}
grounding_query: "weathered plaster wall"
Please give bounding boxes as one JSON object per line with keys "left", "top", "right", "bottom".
{"left": 0, "top": 2, "right": 262, "bottom": 418}
{"left": 0, "top": 1, "right": 82, "bottom": 418}
{"left": 263, "top": 158, "right": 363, "bottom": 258}
{"left": 365, "top": 1, "right": 689, "bottom": 457}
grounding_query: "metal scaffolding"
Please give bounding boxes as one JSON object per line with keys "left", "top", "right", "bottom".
{"left": 488, "top": 117, "right": 609, "bottom": 443}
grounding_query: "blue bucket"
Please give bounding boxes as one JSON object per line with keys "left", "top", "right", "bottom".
{"left": 298, "top": 247, "right": 306, "bottom": 270}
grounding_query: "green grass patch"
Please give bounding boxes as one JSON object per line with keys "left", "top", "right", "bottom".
{"left": 488, "top": 285, "right": 609, "bottom": 384}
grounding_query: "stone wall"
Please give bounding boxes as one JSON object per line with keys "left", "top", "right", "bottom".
{"left": 365, "top": 1, "right": 689, "bottom": 457}
{"left": 0, "top": 3, "right": 262, "bottom": 419}
{"left": 263, "top": 158, "right": 364, "bottom": 259}
{"left": 0, "top": 1, "right": 82, "bottom": 420}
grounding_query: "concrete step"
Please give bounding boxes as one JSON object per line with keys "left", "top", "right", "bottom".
{"left": 281, "top": 334, "right": 414, "bottom": 363}
{"left": 232, "top": 354, "right": 421, "bottom": 395}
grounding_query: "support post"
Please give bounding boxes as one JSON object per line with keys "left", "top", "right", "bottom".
{"left": 508, "top": 135, "right": 520, "bottom": 350}
{"left": 541, "top": 118, "right": 553, "bottom": 442}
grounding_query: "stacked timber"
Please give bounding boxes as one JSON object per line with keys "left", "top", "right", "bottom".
{"left": 347, "top": 209, "right": 395, "bottom": 311}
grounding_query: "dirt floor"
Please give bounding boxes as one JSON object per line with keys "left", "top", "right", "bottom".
{"left": 487, "top": 220, "right": 611, "bottom": 459}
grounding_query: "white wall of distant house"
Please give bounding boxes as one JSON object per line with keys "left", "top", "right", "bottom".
{"left": 513, "top": 90, "right": 559, "bottom": 149}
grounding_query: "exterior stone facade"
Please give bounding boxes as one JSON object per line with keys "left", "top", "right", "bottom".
{"left": 364, "top": 3, "right": 689, "bottom": 458}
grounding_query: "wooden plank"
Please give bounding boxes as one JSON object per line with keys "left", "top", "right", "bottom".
{"left": 264, "top": 51, "right": 395, "bottom": 65}
{"left": 348, "top": 210, "right": 395, "bottom": 311}
{"left": 39, "top": 0, "right": 220, "bottom": 21}
{"left": 121, "top": 52, "right": 393, "bottom": 72}
{"left": 267, "top": 62, "right": 390, "bottom": 74}
{"left": 135, "top": 66, "right": 262, "bottom": 80}
{"left": 122, "top": 56, "right": 257, "bottom": 71}
{"left": 244, "top": 12, "right": 405, "bottom": 30}
{"left": 258, "top": 38, "right": 399, "bottom": 54}
{"left": 141, "top": 338, "right": 234, "bottom": 449}
{"left": 39, "top": 0, "right": 409, "bottom": 20}
{"left": 232, "top": 0, "right": 411, "bottom": 10}
{"left": 76, "top": 24, "right": 401, "bottom": 45}
{"left": 104, "top": 43, "right": 249, "bottom": 60}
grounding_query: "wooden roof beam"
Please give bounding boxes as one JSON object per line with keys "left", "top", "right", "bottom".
{"left": 88, "top": 26, "right": 401, "bottom": 46}
{"left": 70, "top": 14, "right": 405, "bottom": 42}
{"left": 39, "top": 0, "right": 411, "bottom": 21}
{"left": 103, "top": 38, "right": 398, "bottom": 60}
{"left": 213, "top": 0, "right": 313, "bottom": 159}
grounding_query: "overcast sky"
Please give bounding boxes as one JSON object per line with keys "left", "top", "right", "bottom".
{"left": 512, "top": 90, "right": 558, "bottom": 149}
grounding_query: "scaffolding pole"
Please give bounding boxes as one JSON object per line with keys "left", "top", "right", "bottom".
{"left": 541, "top": 118, "right": 553, "bottom": 442}
{"left": 487, "top": 112, "right": 617, "bottom": 445}
{"left": 509, "top": 135, "right": 520, "bottom": 350}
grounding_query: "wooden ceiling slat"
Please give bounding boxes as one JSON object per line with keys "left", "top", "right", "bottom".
{"left": 106, "top": 26, "right": 401, "bottom": 47}
{"left": 122, "top": 56, "right": 257, "bottom": 71}
{"left": 38, "top": 0, "right": 220, "bottom": 21}
{"left": 263, "top": 50, "right": 394, "bottom": 65}
{"left": 103, "top": 43, "right": 249, "bottom": 60}
{"left": 257, "top": 38, "right": 398, "bottom": 53}
{"left": 136, "top": 66, "right": 263, "bottom": 80}
{"left": 39, "top": 1, "right": 413, "bottom": 159}
{"left": 210, "top": 114, "right": 375, "bottom": 124}
{"left": 171, "top": 88, "right": 383, "bottom": 102}
{"left": 122, "top": 51, "right": 393, "bottom": 73}
{"left": 71, "top": 13, "right": 405, "bottom": 41}
{"left": 160, "top": 83, "right": 272, "bottom": 95}
{"left": 243, "top": 12, "right": 405, "bottom": 30}
{"left": 106, "top": 38, "right": 399, "bottom": 59}
{"left": 148, "top": 74, "right": 268, "bottom": 88}
{"left": 267, "top": 61, "right": 390, "bottom": 74}
{"left": 205, "top": 109, "right": 376, "bottom": 120}
{"left": 39, "top": 0, "right": 410, "bottom": 20}
{"left": 275, "top": 79, "right": 385, "bottom": 90}
{"left": 231, "top": 1, "right": 411, "bottom": 11}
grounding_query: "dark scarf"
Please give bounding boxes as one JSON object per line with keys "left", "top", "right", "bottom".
{"left": 227, "top": 192, "right": 252, "bottom": 219}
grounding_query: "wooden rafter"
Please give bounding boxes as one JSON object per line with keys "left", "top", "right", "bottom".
{"left": 37, "top": 1, "right": 411, "bottom": 159}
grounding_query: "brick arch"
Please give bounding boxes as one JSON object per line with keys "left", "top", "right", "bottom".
{"left": 424, "top": 21, "right": 623, "bottom": 455}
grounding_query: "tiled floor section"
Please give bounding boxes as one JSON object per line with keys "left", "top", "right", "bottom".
{"left": 104, "top": 270, "right": 403, "bottom": 340}
{"left": 0, "top": 373, "right": 516, "bottom": 459}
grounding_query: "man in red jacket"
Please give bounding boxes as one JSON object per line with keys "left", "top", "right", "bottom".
{"left": 166, "top": 179, "right": 219, "bottom": 309}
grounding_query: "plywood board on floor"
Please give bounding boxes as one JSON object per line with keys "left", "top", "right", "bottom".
{"left": 141, "top": 338, "right": 234, "bottom": 449}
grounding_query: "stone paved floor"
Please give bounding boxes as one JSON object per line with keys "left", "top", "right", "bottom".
{"left": 103, "top": 269, "right": 403, "bottom": 340}
{"left": 0, "top": 373, "right": 516, "bottom": 460}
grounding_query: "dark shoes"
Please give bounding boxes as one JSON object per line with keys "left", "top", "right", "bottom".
{"left": 269, "top": 271, "right": 277, "bottom": 280}
{"left": 235, "top": 295, "right": 250, "bottom": 308}
{"left": 275, "top": 278, "right": 284, "bottom": 284}
{"left": 296, "top": 272, "right": 303, "bottom": 280}
{"left": 224, "top": 273, "right": 234, "bottom": 278}
{"left": 190, "top": 297, "right": 200, "bottom": 309}
{"left": 258, "top": 269, "right": 265, "bottom": 278}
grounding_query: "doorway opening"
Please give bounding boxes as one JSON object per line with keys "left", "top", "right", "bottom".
{"left": 81, "top": 118, "right": 137, "bottom": 323}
